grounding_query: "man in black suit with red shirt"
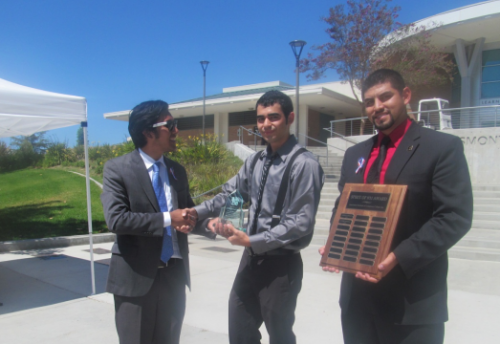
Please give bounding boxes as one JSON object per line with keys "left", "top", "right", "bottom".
{"left": 320, "top": 69, "right": 473, "bottom": 344}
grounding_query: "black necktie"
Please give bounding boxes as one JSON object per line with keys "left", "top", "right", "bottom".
{"left": 367, "top": 136, "right": 391, "bottom": 184}
{"left": 251, "top": 154, "right": 276, "bottom": 234}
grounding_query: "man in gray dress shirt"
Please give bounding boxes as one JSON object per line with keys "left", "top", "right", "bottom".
{"left": 193, "top": 90, "right": 325, "bottom": 344}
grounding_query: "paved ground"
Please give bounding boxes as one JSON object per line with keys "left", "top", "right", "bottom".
{"left": 1, "top": 235, "right": 499, "bottom": 343}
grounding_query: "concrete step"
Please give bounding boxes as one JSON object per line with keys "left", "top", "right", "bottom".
{"left": 473, "top": 185, "right": 500, "bottom": 191}
{"left": 473, "top": 212, "right": 500, "bottom": 221}
{"left": 320, "top": 192, "right": 340, "bottom": 199}
{"left": 315, "top": 211, "right": 334, "bottom": 220}
{"left": 458, "top": 229, "right": 500, "bottom": 249}
{"left": 474, "top": 198, "right": 500, "bottom": 205}
{"left": 449, "top": 246, "right": 500, "bottom": 262}
{"left": 321, "top": 185, "right": 338, "bottom": 192}
{"left": 318, "top": 205, "right": 335, "bottom": 213}
{"left": 471, "top": 220, "right": 500, "bottom": 230}
{"left": 474, "top": 204, "right": 500, "bottom": 212}
{"left": 473, "top": 191, "right": 500, "bottom": 198}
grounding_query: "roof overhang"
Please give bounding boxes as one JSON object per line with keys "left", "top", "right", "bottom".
{"left": 401, "top": 1, "right": 500, "bottom": 51}
{"left": 104, "top": 85, "right": 361, "bottom": 121}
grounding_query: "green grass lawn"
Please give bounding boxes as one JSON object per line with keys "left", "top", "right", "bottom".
{"left": 0, "top": 168, "right": 107, "bottom": 241}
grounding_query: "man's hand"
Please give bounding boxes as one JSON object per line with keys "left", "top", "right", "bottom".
{"left": 212, "top": 220, "right": 251, "bottom": 247}
{"left": 207, "top": 218, "right": 220, "bottom": 235}
{"left": 318, "top": 245, "right": 340, "bottom": 273}
{"left": 210, "top": 218, "right": 235, "bottom": 238}
{"left": 355, "top": 252, "right": 398, "bottom": 283}
{"left": 170, "top": 208, "right": 197, "bottom": 233}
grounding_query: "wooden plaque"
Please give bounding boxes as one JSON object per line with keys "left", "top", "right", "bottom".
{"left": 320, "top": 183, "right": 407, "bottom": 280}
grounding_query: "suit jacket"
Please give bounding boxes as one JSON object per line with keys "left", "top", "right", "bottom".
{"left": 335, "top": 122, "right": 473, "bottom": 325}
{"left": 101, "top": 149, "right": 215, "bottom": 297}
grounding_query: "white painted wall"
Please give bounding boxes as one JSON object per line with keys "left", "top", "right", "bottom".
{"left": 447, "top": 127, "right": 500, "bottom": 184}
{"left": 225, "top": 141, "right": 254, "bottom": 162}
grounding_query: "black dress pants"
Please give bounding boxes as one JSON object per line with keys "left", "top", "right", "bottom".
{"left": 228, "top": 251, "right": 303, "bottom": 344}
{"left": 114, "top": 260, "right": 186, "bottom": 344}
{"left": 341, "top": 281, "right": 444, "bottom": 344}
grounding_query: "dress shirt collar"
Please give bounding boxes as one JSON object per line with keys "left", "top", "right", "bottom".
{"left": 262, "top": 135, "right": 298, "bottom": 162}
{"left": 138, "top": 148, "right": 165, "bottom": 170}
{"left": 377, "top": 118, "right": 412, "bottom": 147}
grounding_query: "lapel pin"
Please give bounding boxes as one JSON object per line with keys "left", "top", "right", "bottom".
{"left": 355, "top": 157, "right": 365, "bottom": 174}
{"left": 408, "top": 145, "right": 413, "bottom": 151}
{"left": 169, "top": 167, "right": 178, "bottom": 181}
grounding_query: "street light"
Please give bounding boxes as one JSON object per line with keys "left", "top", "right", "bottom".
{"left": 200, "top": 60, "right": 210, "bottom": 141}
{"left": 289, "top": 40, "right": 306, "bottom": 139}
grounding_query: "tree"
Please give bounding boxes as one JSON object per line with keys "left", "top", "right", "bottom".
{"left": 76, "top": 127, "right": 84, "bottom": 146}
{"left": 10, "top": 132, "right": 49, "bottom": 154}
{"left": 370, "top": 23, "right": 456, "bottom": 104}
{"left": 301, "top": 0, "right": 401, "bottom": 105}
{"left": 302, "top": 0, "right": 455, "bottom": 106}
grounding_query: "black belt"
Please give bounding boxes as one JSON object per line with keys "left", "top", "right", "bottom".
{"left": 245, "top": 247, "right": 299, "bottom": 257}
{"left": 158, "top": 258, "right": 181, "bottom": 268}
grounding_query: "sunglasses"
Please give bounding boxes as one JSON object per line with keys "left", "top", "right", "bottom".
{"left": 152, "top": 119, "right": 178, "bottom": 131}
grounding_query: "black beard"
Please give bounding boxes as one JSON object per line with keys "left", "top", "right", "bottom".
{"left": 372, "top": 114, "right": 395, "bottom": 131}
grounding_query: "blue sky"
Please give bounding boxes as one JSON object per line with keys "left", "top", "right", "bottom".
{"left": 0, "top": 0, "right": 480, "bottom": 146}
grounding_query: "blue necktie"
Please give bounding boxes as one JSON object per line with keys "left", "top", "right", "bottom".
{"left": 152, "top": 162, "right": 173, "bottom": 263}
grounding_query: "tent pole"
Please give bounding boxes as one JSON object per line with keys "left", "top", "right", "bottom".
{"left": 82, "top": 121, "right": 96, "bottom": 295}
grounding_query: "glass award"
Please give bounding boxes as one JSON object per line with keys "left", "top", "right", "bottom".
{"left": 219, "top": 189, "right": 245, "bottom": 232}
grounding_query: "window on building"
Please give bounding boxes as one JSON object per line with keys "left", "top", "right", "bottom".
{"left": 229, "top": 110, "right": 257, "bottom": 126}
{"left": 177, "top": 115, "right": 214, "bottom": 130}
{"left": 481, "top": 49, "right": 500, "bottom": 99}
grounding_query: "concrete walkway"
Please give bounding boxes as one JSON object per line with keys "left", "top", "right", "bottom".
{"left": 1, "top": 236, "right": 499, "bottom": 343}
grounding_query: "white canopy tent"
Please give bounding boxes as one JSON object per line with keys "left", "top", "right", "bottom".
{"left": 0, "top": 77, "right": 96, "bottom": 294}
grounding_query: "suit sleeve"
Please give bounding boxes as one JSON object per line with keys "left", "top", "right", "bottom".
{"left": 393, "top": 137, "right": 473, "bottom": 278}
{"left": 193, "top": 154, "right": 254, "bottom": 220}
{"left": 101, "top": 159, "right": 164, "bottom": 236}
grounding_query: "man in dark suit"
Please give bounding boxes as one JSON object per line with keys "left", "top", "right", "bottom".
{"left": 320, "top": 69, "right": 473, "bottom": 344}
{"left": 101, "top": 100, "right": 215, "bottom": 344}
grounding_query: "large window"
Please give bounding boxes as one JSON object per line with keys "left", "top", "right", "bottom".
{"left": 177, "top": 115, "right": 214, "bottom": 130}
{"left": 481, "top": 49, "right": 500, "bottom": 99}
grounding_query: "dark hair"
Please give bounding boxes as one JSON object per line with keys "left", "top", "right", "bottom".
{"left": 256, "top": 90, "right": 294, "bottom": 120}
{"left": 128, "top": 100, "right": 170, "bottom": 148}
{"left": 362, "top": 69, "right": 406, "bottom": 99}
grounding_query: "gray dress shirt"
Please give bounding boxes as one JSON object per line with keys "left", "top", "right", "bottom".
{"left": 194, "top": 135, "right": 324, "bottom": 254}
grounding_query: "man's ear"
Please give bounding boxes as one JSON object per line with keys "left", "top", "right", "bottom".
{"left": 287, "top": 111, "right": 295, "bottom": 125}
{"left": 402, "top": 87, "right": 412, "bottom": 106}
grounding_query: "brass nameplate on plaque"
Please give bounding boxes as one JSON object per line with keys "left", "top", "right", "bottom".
{"left": 320, "top": 183, "right": 407, "bottom": 280}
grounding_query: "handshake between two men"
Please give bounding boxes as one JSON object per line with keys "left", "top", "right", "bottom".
{"left": 171, "top": 208, "right": 250, "bottom": 247}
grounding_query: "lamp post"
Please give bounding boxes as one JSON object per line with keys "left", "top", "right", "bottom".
{"left": 200, "top": 60, "right": 209, "bottom": 141}
{"left": 289, "top": 40, "right": 306, "bottom": 139}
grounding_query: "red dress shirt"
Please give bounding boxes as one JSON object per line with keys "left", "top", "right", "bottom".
{"left": 363, "top": 118, "right": 412, "bottom": 184}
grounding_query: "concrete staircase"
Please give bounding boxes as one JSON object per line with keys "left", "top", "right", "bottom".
{"left": 449, "top": 185, "right": 500, "bottom": 262}
{"left": 313, "top": 183, "right": 500, "bottom": 262}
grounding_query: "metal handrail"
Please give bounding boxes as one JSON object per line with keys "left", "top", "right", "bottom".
{"left": 192, "top": 184, "right": 223, "bottom": 200}
{"left": 329, "top": 116, "right": 367, "bottom": 123}
{"left": 238, "top": 125, "right": 262, "bottom": 151}
{"left": 409, "top": 104, "right": 500, "bottom": 114}
{"left": 322, "top": 128, "right": 359, "bottom": 145}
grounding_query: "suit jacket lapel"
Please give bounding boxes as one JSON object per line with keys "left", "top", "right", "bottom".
{"left": 163, "top": 157, "right": 181, "bottom": 193}
{"left": 352, "top": 136, "right": 377, "bottom": 183}
{"left": 164, "top": 157, "right": 182, "bottom": 209}
{"left": 385, "top": 121, "right": 421, "bottom": 184}
{"left": 131, "top": 149, "right": 160, "bottom": 212}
